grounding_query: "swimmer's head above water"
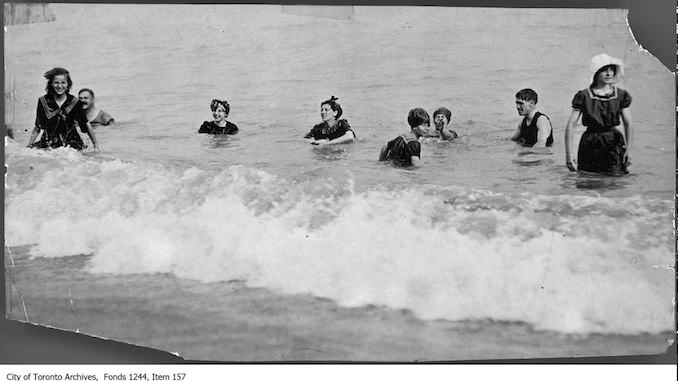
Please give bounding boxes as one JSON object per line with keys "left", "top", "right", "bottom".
{"left": 320, "top": 96, "right": 342, "bottom": 122}
{"left": 432, "top": 107, "right": 452, "bottom": 130}
{"left": 44, "top": 67, "right": 72, "bottom": 96}
{"left": 515, "top": 88, "right": 538, "bottom": 117}
{"left": 78, "top": 88, "right": 95, "bottom": 110}
{"left": 210, "top": 99, "right": 230, "bottom": 123}
{"left": 589, "top": 53, "right": 624, "bottom": 87}
{"left": 407, "top": 108, "right": 432, "bottom": 138}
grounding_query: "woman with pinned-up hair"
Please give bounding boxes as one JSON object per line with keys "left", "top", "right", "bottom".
{"left": 27, "top": 67, "right": 99, "bottom": 150}
{"left": 198, "top": 99, "right": 238, "bottom": 135}
{"left": 304, "top": 96, "right": 356, "bottom": 145}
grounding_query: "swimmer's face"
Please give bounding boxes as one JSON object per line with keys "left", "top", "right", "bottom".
{"left": 51, "top": 75, "right": 69, "bottom": 96}
{"left": 412, "top": 121, "right": 432, "bottom": 138}
{"left": 433, "top": 113, "right": 449, "bottom": 130}
{"left": 78, "top": 92, "right": 94, "bottom": 109}
{"left": 596, "top": 65, "right": 616, "bottom": 86}
{"left": 212, "top": 104, "right": 227, "bottom": 123}
{"left": 515, "top": 98, "right": 535, "bottom": 116}
{"left": 320, "top": 104, "right": 338, "bottom": 122}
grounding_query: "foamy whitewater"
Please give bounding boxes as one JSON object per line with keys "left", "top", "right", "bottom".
{"left": 4, "top": 5, "right": 675, "bottom": 338}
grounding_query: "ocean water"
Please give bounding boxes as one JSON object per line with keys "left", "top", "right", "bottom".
{"left": 4, "top": 5, "right": 675, "bottom": 359}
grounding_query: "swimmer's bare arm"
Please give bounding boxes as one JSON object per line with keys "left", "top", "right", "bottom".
{"left": 27, "top": 126, "right": 41, "bottom": 147}
{"left": 410, "top": 156, "right": 422, "bottom": 166}
{"left": 564, "top": 109, "right": 582, "bottom": 171}
{"left": 621, "top": 108, "right": 632, "bottom": 163}
{"left": 378, "top": 144, "right": 389, "bottom": 161}
{"left": 85, "top": 122, "right": 99, "bottom": 150}
{"left": 310, "top": 131, "right": 356, "bottom": 145}
{"left": 533, "top": 115, "right": 552, "bottom": 148}
{"left": 439, "top": 127, "right": 458, "bottom": 141}
{"left": 510, "top": 120, "right": 522, "bottom": 141}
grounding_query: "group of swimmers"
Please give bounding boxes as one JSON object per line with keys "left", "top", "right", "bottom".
{"left": 380, "top": 53, "right": 631, "bottom": 173}
{"left": 25, "top": 53, "right": 632, "bottom": 174}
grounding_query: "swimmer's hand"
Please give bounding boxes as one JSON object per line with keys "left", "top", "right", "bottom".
{"left": 566, "top": 153, "right": 577, "bottom": 172}
{"left": 310, "top": 139, "right": 330, "bottom": 145}
{"left": 623, "top": 152, "right": 631, "bottom": 167}
{"left": 85, "top": 144, "right": 100, "bottom": 153}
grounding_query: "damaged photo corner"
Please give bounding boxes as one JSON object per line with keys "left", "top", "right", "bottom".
{"left": 2, "top": 0, "right": 676, "bottom": 367}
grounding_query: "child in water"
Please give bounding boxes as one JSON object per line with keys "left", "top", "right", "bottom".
{"left": 199, "top": 99, "right": 238, "bottom": 135}
{"left": 304, "top": 96, "right": 355, "bottom": 145}
{"left": 378, "top": 108, "right": 431, "bottom": 166}
{"left": 511, "top": 88, "right": 553, "bottom": 147}
{"left": 565, "top": 54, "right": 632, "bottom": 173}
{"left": 27, "top": 67, "right": 99, "bottom": 151}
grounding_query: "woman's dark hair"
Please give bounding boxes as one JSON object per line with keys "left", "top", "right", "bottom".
{"left": 78, "top": 88, "right": 95, "bottom": 98}
{"left": 321, "top": 96, "right": 342, "bottom": 119}
{"left": 44, "top": 67, "right": 72, "bottom": 94}
{"left": 407, "top": 108, "right": 430, "bottom": 128}
{"left": 210, "top": 99, "right": 230, "bottom": 115}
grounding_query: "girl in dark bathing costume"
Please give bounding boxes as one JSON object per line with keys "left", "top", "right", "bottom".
{"left": 199, "top": 99, "right": 238, "bottom": 135}
{"left": 27, "top": 68, "right": 99, "bottom": 150}
{"left": 304, "top": 96, "right": 356, "bottom": 145}
{"left": 565, "top": 54, "right": 633, "bottom": 174}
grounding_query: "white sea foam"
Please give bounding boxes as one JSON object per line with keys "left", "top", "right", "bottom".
{"left": 5, "top": 143, "right": 674, "bottom": 335}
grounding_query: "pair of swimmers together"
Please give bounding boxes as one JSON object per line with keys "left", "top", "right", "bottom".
{"left": 26, "top": 67, "right": 114, "bottom": 151}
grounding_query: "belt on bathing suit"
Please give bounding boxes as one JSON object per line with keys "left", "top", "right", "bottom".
{"left": 584, "top": 126, "right": 617, "bottom": 133}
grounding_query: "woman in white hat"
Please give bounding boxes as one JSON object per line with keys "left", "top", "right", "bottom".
{"left": 564, "top": 53, "right": 633, "bottom": 173}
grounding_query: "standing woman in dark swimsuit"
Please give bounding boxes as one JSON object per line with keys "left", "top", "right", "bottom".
{"left": 565, "top": 54, "right": 632, "bottom": 173}
{"left": 27, "top": 67, "right": 99, "bottom": 150}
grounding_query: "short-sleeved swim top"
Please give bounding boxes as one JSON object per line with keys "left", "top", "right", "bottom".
{"left": 572, "top": 87, "right": 632, "bottom": 131}
{"left": 304, "top": 119, "right": 354, "bottom": 140}
{"left": 199, "top": 121, "right": 238, "bottom": 135}
{"left": 382, "top": 133, "right": 421, "bottom": 166}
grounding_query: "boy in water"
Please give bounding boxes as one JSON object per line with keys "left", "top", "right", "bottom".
{"left": 511, "top": 88, "right": 553, "bottom": 147}
{"left": 378, "top": 108, "right": 431, "bottom": 166}
{"left": 431, "top": 107, "right": 458, "bottom": 140}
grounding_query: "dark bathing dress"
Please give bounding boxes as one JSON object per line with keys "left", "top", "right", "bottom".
{"left": 382, "top": 133, "right": 421, "bottom": 166}
{"left": 32, "top": 94, "right": 90, "bottom": 150}
{"left": 572, "top": 87, "right": 632, "bottom": 173}
{"left": 517, "top": 111, "right": 553, "bottom": 147}
{"left": 198, "top": 121, "right": 238, "bottom": 135}
{"left": 304, "top": 119, "right": 354, "bottom": 140}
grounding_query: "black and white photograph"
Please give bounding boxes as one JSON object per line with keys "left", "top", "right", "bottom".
{"left": 3, "top": 2, "right": 675, "bottom": 363}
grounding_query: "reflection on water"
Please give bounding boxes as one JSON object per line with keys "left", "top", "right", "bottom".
{"left": 207, "top": 135, "right": 236, "bottom": 149}
{"left": 561, "top": 171, "right": 637, "bottom": 193}
{"left": 512, "top": 147, "right": 555, "bottom": 167}
{"left": 511, "top": 158, "right": 553, "bottom": 167}
{"left": 311, "top": 144, "right": 352, "bottom": 162}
